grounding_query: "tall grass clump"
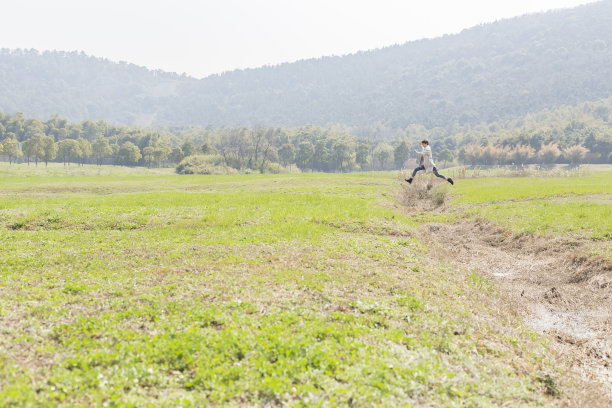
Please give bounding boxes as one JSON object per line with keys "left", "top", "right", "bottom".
{"left": 398, "top": 176, "right": 449, "bottom": 209}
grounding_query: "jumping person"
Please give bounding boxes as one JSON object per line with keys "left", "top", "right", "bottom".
{"left": 405, "top": 139, "right": 454, "bottom": 185}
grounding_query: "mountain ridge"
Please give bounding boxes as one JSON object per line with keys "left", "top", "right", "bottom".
{"left": 0, "top": 0, "right": 610, "bottom": 129}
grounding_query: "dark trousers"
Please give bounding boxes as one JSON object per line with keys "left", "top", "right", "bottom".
{"left": 411, "top": 164, "right": 446, "bottom": 180}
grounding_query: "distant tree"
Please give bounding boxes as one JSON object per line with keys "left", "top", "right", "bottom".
{"left": 6, "top": 114, "right": 24, "bottom": 140}
{"left": 181, "top": 141, "right": 196, "bottom": 157}
{"left": 463, "top": 144, "right": 483, "bottom": 166}
{"left": 117, "top": 141, "right": 142, "bottom": 166}
{"left": 564, "top": 144, "right": 589, "bottom": 166}
{"left": 110, "top": 144, "right": 120, "bottom": 164}
{"left": 437, "top": 149, "right": 454, "bottom": 168}
{"left": 169, "top": 147, "right": 184, "bottom": 164}
{"left": 278, "top": 144, "right": 295, "bottom": 169}
{"left": 373, "top": 142, "right": 393, "bottom": 170}
{"left": 247, "top": 128, "right": 270, "bottom": 169}
{"left": 296, "top": 141, "right": 314, "bottom": 171}
{"left": 141, "top": 144, "right": 170, "bottom": 167}
{"left": 255, "top": 129, "right": 277, "bottom": 172}
{"left": 219, "top": 129, "right": 250, "bottom": 170}
{"left": 80, "top": 120, "right": 103, "bottom": 141}
{"left": 586, "top": 135, "right": 612, "bottom": 164}
{"left": 355, "top": 143, "right": 370, "bottom": 171}
{"left": 67, "top": 124, "right": 82, "bottom": 139}
{"left": 538, "top": 142, "right": 561, "bottom": 165}
{"left": 313, "top": 141, "right": 330, "bottom": 172}
{"left": 143, "top": 146, "right": 155, "bottom": 167}
{"left": 481, "top": 145, "right": 501, "bottom": 165}
{"left": 57, "top": 139, "right": 82, "bottom": 166}
{"left": 76, "top": 138, "right": 92, "bottom": 166}
{"left": 497, "top": 146, "right": 511, "bottom": 165}
{"left": 92, "top": 138, "right": 113, "bottom": 165}
{"left": 201, "top": 142, "right": 215, "bottom": 155}
{"left": 332, "top": 141, "right": 353, "bottom": 172}
{"left": 22, "top": 135, "right": 44, "bottom": 166}
{"left": 41, "top": 136, "right": 57, "bottom": 166}
{"left": 393, "top": 142, "right": 410, "bottom": 169}
{"left": 22, "top": 138, "right": 34, "bottom": 165}
{"left": 153, "top": 145, "right": 172, "bottom": 167}
{"left": 457, "top": 147, "right": 467, "bottom": 164}
{"left": 593, "top": 105, "right": 610, "bottom": 121}
{"left": 259, "top": 145, "right": 278, "bottom": 173}
{"left": 511, "top": 144, "right": 535, "bottom": 167}
{"left": 45, "top": 114, "right": 69, "bottom": 140}
{"left": 2, "top": 138, "right": 22, "bottom": 165}
{"left": 23, "top": 118, "right": 45, "bottom": 141}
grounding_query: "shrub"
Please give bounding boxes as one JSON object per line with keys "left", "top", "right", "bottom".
{"left": 481, "top": 145, "right": 500, "bottom": 165}
{"left": 564, "top": 144, "right": 589, "bottom": 165}
{"left": 398, "top": 176, "right": 448, "bottom": 209}
{"left": 538, "top": 142, "right": 561, "bottom": 165}
{"left": 463, "top": 144, "right": 483, "bottom": 166}
{"left": 511, "top": 144, "right": 535, "bottom": 167}
{"left": 175, "top": 154, "right": 238, "bottom": 175}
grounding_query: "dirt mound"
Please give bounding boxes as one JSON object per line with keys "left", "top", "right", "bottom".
{"left": 567, "top": 255, "right": 612, "bottom": 284}
{"left": 423, "top": 220, "right": 612, "bottom": 401}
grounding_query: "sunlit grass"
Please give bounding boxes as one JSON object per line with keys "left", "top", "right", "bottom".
{"left": 467, "top": 199, "right": 611, "bottom": 239}
{"left": 0, "top": 168, "right": 582, "bottom": 406}
{"left": 449, "top": 172, "right": 612, "bottom": 244}
{"left": 452, "top": 174, "right": 612, "bottom": 204}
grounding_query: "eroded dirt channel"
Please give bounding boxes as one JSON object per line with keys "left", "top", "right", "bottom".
{"left": 423, "top": 220, "right": 611, "bottom": 399}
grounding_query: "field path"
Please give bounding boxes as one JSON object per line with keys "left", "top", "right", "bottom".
{"left": 422, "top": 220, "right": 612, "bottom": 399}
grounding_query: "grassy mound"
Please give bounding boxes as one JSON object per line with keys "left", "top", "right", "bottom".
{"left": 175, "top": 154, "right": 238, "bottom": 175}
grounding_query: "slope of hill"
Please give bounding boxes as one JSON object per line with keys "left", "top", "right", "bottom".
{"left": 0, "top": 50, "right": 195, "bottom": 126}
{"left": 0, "top": 1, "right": 611, "bottom": 128}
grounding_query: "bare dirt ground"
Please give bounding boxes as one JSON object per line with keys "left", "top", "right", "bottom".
{"left": 422, "top": 219, "right": 612, "bottom": 405}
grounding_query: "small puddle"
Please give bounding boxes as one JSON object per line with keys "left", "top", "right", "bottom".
{"left": 530, "top": 305, "right": 597, "bottom": 339}
{"left": 491, "top": 269, "right": 512, "bottom": 277}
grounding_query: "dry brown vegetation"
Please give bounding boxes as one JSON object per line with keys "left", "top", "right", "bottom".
{"left": 396, "top": 174, "right": 451, "bottom": 211}
{"left": 427, "top": 222, "right": 611, "bottom": 406}
{"left": 398, "top": 176, "right": 612, "bottom": 406}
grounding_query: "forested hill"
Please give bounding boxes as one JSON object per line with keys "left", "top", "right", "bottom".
{"left": 1, "top": 0, "right": 611, "bottom": 129}
{"left": 0, "top": 51, "right": 195, "bottom": 126}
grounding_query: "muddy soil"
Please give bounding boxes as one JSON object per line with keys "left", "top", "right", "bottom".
{"left": 422, "top": 220, "right": 611, "bottom": 401}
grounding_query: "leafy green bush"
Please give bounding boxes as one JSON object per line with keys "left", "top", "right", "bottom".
{"left": 175, "top": 154, "right": 238, "bottom": 175}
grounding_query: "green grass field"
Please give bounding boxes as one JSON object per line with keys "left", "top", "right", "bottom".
{"left": 452, "top": 173, "right": 612, "bottom": 244}
{"left": 1, "top": 163, "right": 610, "bottom": 406}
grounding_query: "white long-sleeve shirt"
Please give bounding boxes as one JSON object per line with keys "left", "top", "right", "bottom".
{"left": 415, "top": 145, "right": 436, "bottom": 173}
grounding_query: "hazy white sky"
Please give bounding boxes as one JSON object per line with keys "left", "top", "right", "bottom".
{"left": 1, "top": 0, "right": 598, "bottom": 78}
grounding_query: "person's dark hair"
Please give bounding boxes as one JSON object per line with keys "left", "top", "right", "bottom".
{"left": 421, "top": 139, "right": 429, "bottom": 145}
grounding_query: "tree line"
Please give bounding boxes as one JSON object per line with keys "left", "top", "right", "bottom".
{"left": 0, "top": 112, "right": 180, "bottom": 167}
{"left": 3, "top": 93, "right": 612, "bottom": 171}
{"left": 0, "top": 111, "right": 417, "bottom": 171}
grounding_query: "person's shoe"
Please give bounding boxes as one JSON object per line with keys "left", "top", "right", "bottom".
{"left": 405, "top": 178, "right": 413, "bottom": 184}
{"left": 447, "top": 178, "right": 454, "bottom": 185}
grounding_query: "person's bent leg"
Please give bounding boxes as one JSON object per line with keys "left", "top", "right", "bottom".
{"left": 405, "top": 164, "right": 424, "bottom": 184}
{"left": 411, "top": 164, "right": 425, "bottom": 178}
{"left": 432, "top": 167, "right": 446, "bottom": 179}
{"left": 433, "top": 167, "right": 454, "bottom": 185}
